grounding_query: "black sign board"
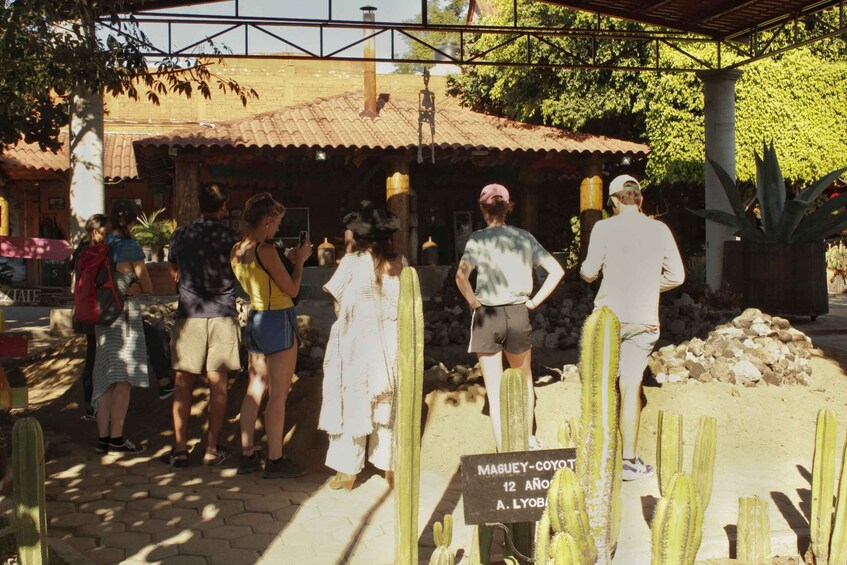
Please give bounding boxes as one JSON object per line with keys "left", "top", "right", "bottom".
{"left": 460, "top": 448, "right": 577, "bottom": 525}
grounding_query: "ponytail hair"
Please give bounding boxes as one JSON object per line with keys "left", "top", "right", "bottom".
{"left": 109, "top": 199, "right": 139, "bottom": 237}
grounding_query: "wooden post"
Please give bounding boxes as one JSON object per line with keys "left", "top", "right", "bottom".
{"left": 0, "top": 190, "right": 9, "bottom": 237}
{"left": 520, "top": 185, "right": 539, "bottom": 234}
{"left": 579, "top": 161, "right": 604, "bottom": 263}
{"left": 173, "top": 154, "right": 202, "bottom": 227}
{"left": 385, "top": 156, "right": 417, "bottom": 263}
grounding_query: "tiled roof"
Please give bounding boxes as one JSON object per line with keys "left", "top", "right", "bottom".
{"left": 134, "top": 92, "right": 649, "bottom": 157}
{"left": 0, "top": 132, "right": 144, "bottom": 180}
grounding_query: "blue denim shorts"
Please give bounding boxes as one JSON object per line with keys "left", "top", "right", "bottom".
{"left": 244, "top": 308, "right": 301, "bottom": 355}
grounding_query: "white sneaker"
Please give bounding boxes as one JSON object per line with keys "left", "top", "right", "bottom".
{"left": 621, "top": 456, "right": 655, "bottom": 481}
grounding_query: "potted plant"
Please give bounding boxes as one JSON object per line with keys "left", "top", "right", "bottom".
{"left": 691, "top": 143, "right": 847, "bottom": 319}
{"left": 131, "top": 208, "right": 177, "bottom": 296}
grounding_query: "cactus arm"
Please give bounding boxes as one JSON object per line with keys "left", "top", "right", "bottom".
{"left": 396, "top": 268, "right": 424, "bottom": 565}
{"left": 692, "top": 416, "right": 717, "bottom": 512}
{"left": 546, "top": 467, "right": 597, "bottom": 562}
{"left": 576, "top": 306, "right": 621, "bottom": 565}
{"left": 535, "top": 509, "right": 551, "bottom": 565}
{"left": 557, "top": 418, "right": 580, "bottom": 449}
{"left": 428, "top": 515, "right": 455, "bottom": 565}
{"left": 12, "top": 417, "right": 48, "bottom": 565}
{"left": 443, "top": 514, "right": 453, "bottom": 547}
{"left": 433, "top": 521, "right": 443, "bottom": 547}
{"left": 737, "top": 496, "right": 772, "bottom": 565}
{"left": 811, "top": 409, "right": 837, "bottom": 565}
{"left": 830, "top": 435, "right": 847, "bottom": 564}
{"left": 657, "top": 411, "right": 684, "bottom": 498}
{"left": 610, "top": 432, "right": 623, "bottom": 553}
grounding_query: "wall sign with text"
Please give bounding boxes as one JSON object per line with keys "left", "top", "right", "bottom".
{"left": 461, "top": 448, "right": 577, "bottom": 525}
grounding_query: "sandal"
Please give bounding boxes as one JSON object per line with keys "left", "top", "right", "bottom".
{"left": 159, "top": 449, "right": 190, "bottom": 468}
{"left": 202, "top": 445, "right": 232, "bottom": 467}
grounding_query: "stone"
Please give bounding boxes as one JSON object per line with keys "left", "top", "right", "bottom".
{"left": 668, "top": 319, "right": 687, "bottom": 335}
{"left": 772, "top": 316, "right": 791, "bottom": 329}
{"left": 559, "top": 334, "right": 578, "bottom": 349}
{"left": 686, "top": 361, "right": 707, "bottom": 380}
{"left": 531, "top": 329, "right": 547, "bottom": 349}
{"left": 544, "top": 330, "right": 561, "bottom": 349}
{"left": 732, "top": 359, "right": 762, "bottom": 383}
{"left": 688, "top": 337, "right": 705, "bottom": 357}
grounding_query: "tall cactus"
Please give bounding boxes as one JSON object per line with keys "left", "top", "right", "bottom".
{"left": 13, "top": 417, "right": 48, "bottom": 565}
{"left": 810, "top": 409, "right": 837, "bottom": 565}
{"left": 692, "top": 416, "right": 717, "bottom": 512}
{"left": 737, "top": 496, "right": 771, "bottom": 564}
{"left": 501, "top": 368, "right": 529, "bottom": 453}
{"left": 500, "top": 368, "right": 532, "bottom": 563}
{"left": 429, "top": 514, "right": 455, "bottom": 565}
{"left": 576, "top": 306, "right": 621, "bottom": 565}
{"left": 657, "top": 411, "right": 684, "bottom": 497}
{"left": 651, "top": 472, "right": 703, "bottom": 565}
{"left": 396, "top": 267, "right": 424, "bottom": 565}
{"left": 534, "top": 509, "right": 552, "bottom": 565}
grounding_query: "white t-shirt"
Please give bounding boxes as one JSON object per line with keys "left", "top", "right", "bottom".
{"left": 580, "top": 208, "right": 685, "bottom": 325}
{"left": 461, "top": 225, "right": 550, "bottom": 306}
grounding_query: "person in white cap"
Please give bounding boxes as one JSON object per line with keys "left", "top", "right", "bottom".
{"left": 455, "top": 183, "right": 565, "bottom": 452}
{"left": 580, "top": 174, "right": 685, "bottom": 480}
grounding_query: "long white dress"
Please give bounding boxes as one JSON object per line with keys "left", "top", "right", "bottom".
{"left": 319, "top": 252, "right": 401, "bottom": 474}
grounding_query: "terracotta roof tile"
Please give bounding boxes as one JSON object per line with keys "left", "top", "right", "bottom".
{"left": 1, "top": 132, "right": 145, "bottom": 179}
{"left": 134, "top": 92, "right": 649, "bottom": 157}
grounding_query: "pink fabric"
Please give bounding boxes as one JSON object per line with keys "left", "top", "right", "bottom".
{"left": 0, "top": 236, "right": 72, "bottom": 260}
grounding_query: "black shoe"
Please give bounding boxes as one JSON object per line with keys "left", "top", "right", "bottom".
{"left": 82, "top": 408, "right": 97, "bottom": 422}
{"left": 237, "top": 451, "right": 264, "bottom": 475}
{"left": 158, "top": 380, "right": 175, "bottom": 400}
{"left": 263, "top": 456, "right": 307, "bottom": 479}
{"left": 95, "top": 440, "right": 109, "bottom": 454}
{"left": 109, "top": 439, "right": 146, "bottom": 454}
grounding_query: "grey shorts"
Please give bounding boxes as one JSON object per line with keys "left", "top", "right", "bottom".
{"left": 468, "top": 304, "right": 532, "bottom": 355}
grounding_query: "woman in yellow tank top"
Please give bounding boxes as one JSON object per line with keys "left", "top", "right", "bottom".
{"left": 231, "top": 192, "right": 312, "bottom": 478}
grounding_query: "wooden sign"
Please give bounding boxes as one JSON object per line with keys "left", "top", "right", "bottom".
{"left": 461, "top": 448, "right": 576, "bottom": 525}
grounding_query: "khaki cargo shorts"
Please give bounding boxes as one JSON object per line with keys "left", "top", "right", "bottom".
{"left": 170, "top": 316, "right": 241, "bottom": 374}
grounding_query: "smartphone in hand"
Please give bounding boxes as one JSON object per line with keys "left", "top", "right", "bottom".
{"left": 299, "top": 230, "right": 308, "bottom": 246}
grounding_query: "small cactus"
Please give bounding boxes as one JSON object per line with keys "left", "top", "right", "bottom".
{"left": 501, "top": 368, "right": 529, "bottom": 453}
{"left": 577, "top": 306, "right": 621, "bottom": 565}
{"left": 12, "top": 417, "right": 48, "bottom": 565}
{"left": 692, "top": 416, "right": 717, "bottom": 512}
{"left": 557, "top": 418, "right": 580, "bottom": 449}
{"left": 500, "top": 368, "right": 531, "bottom": 564}
{"left": 737, "top": 496, "right": 771, "bottom": 564}
{"left": 549, "top": 531, "right": 588, "bottom": 565}
{"left": 810, "top": 409, "right": 837, "bottom": 565}
{"left": 546, "top": 467, "right": 597, "bottom": 563}
{"left": 396, "top": 267, "right": 424, "bottom": 565}
{"left": 657, "top": 411, "right": 684, "bottom": 497}
{"left": 651, "top": 472, "right": 703, "bottom": 565}
{"left": 830, "top": 432, "right": 847, "bottom": 564}
{"left": 534, "top": 509, "right": 552, "bottom": 565}
{"left": 429, "top": 514, "right": 455, "bottom": 565}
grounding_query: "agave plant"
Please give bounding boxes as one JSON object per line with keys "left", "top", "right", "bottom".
{"left": 691, "top": 143, "right": 847, "bottom": 243}
{"left": 130, "top": 208, "right": 175, "bottom": 261}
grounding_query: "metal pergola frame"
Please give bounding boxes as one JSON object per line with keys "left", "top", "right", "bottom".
{"left": 100, "top": 0, "right": 847, "bottom": 72}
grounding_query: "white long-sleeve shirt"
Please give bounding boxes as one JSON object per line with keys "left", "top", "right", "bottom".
{"left": 580, "top": 207, "right": 685, "bottom": 325}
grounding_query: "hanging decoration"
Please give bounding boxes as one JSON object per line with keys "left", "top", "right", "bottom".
{"left": 418, "top": 69, "right": 436, "bottom": 165}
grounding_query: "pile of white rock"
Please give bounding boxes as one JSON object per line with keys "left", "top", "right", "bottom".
{"left": 647, "top": 308, "right": 814, "bottom": 386}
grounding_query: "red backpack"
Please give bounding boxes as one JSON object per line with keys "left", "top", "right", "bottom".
{"left": 72, "top": 242, "right": 126, "bottom": 326}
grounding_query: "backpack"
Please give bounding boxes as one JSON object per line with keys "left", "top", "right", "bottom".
{"left": 72, "top": 242, "right": 127, "bottom": 326}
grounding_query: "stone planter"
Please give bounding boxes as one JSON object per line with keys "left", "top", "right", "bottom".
{"left": 145, "top": 262, "right": 176, "bottom": 296}
{"left": 723, "top": 240, "right": 828, "bottom": 320}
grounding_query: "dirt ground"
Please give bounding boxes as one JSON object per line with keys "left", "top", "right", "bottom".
{"left": 5, "top": 333, "right": 847, "bottom": 563}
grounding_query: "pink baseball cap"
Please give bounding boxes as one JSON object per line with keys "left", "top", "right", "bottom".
{"left": 479, "top": 183, "right": 510, "bottom": 205}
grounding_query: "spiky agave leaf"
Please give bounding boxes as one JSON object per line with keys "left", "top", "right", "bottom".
{"left": 755, "top": 142, "right": 786, "bottom": 237}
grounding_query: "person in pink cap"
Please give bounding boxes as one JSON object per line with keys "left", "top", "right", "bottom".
{"left": 455, "top": 183, "right": 565, "bottom": 452}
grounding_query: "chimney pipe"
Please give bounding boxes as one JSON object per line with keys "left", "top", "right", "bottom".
{"left": 361, "top": 6, "right": 377, "bottom": 117}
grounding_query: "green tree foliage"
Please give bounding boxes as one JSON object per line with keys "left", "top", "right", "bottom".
{"left": 448, "top": 0, "right": 847, "bottom": 186}
{"left": 396, "top": 0, "right": 468, "bottom": 74}
{"left": 0, "top": 0, "right": 257, "bottom": 154}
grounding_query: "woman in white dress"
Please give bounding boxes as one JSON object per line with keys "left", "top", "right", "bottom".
{"left": 319, "top": 201, "right": 404, "bottom": 491}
